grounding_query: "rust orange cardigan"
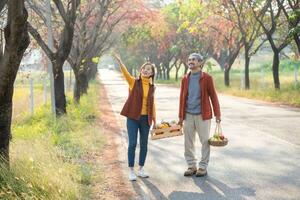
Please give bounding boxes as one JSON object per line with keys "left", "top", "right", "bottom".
{"left": 179, "top": 71, "right": 221, "bottom": 121}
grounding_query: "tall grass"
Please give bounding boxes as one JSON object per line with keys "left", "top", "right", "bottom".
{"left": 213, "top": 63, "right": 300, "bottom": 106}
{"left": 0, "top": 81, "right": 105, "bottom": 199}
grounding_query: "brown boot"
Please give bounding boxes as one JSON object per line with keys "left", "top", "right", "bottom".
{"left": 184, "top": 167, "right": 197, "bottom": 176}
{"left": 195, "top": 168, "right": 207, "bottom": 177}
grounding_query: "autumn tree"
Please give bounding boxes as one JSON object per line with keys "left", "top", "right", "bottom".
{"left": 118, "top": 2, "right": 169, "bottom": 77}
{"left": 28, "top": 0, "right": 80, "bottom": 115}
{"left": 276, "top": 0, "right": 300, "bottom": 54}
{"left": 204, "top": 14, "right": 243, "bottom": 87}
{"left": 219, "top": 0, "right": 266, "bottom": 89}
{"left": 69, "top": 0, "right": 125, "bottom": 102}
{"left": 177, "top": 0, "right": 243, "bottom": 86}
{"left": 250, "top": 0, "right": 291, "bottom": 89}
{"left": 0, "top": 0, "right": 30, "bottom": 163}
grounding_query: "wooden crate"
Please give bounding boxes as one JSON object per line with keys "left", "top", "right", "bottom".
{"left": 150, "top": 125, "right": 183, "bottom": 140}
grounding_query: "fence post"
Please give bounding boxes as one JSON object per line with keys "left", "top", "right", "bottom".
{"left": 29, "top": 78, "right": 34, "bottom": 115}
{"left": 46, "top": 0, "right": 56, "bottom": 116}
{"left": 260, "top": 66, "right": 265, "bottom": 89}
{"left": 64, "top": 76, "right": 67, "bottom": 92}
{"left": 44, "top": 77, "right": 47, "bottom": 104}
{"left": 295, "top": 64, "right": 298, "bottom": 86}
{"left": 240, "top": 68, "right": 244, "bottom": 90}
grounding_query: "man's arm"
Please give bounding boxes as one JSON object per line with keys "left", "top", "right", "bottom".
{"left": 178, "top": 78, "right": 185, "bottom": 126}
{"left": 207, "top": 76, "right": 221, "bottom": 122}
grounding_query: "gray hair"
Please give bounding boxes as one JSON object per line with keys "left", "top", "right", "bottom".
{"left": 189, "top": 53, "right": 204, "bottom": 62}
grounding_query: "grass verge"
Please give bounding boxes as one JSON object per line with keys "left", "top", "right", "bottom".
{"left": 0, "top": 81, "right": 105, "bottom": 200}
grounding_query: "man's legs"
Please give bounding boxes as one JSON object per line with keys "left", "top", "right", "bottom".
{"left": 183, "top": 113, "right": 197, "bottom": 168}
{"left": 195, "top": 115, "right": 211, "bottom": 170}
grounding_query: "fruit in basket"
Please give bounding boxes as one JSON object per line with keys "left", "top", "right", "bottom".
{"left": 211, "top": 134, "right": 224, "bottom": 141}
{"left": 161, "top": 121, "right": 170, "bottom": 126}
{"left": 156, "top": 122, "right": 170, "bottom": 129}
{"left": 170, "top": 120, "right": 177, "bottom": 125}
{"left": 171, "top": 123, "right": 178, "bottom": 128}
{"left": 213, "top": 134, "right": 220, "bottom": 140}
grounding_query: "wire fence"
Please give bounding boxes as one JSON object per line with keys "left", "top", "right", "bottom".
{"left": 12, "top": 67, "right": 74, "bottom": 121}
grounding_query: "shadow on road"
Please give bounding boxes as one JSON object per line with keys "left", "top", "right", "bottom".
{"left": 141, "top": 178, "right": 168, "bottom": 200}
{"left": 169, "top": 176, "right": 255, "bottom": 200}
{"left": 139, "top": 176, "right": 255, "bottom": 200}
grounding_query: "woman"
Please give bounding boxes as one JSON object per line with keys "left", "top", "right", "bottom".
{"left": 113, "top": 54, "right": 156, "bottom": 181}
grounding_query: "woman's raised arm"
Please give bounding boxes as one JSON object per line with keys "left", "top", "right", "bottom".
{"left": 113, "top": 54, "right": 135, "bottom": 88}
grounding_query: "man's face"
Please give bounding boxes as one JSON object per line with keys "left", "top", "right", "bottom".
{"left": 188, "top": 56, "right": 202, "bottom": 70}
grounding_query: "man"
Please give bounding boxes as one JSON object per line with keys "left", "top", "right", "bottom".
{"left": 178, "top": 53, "right": 221, "bottom": 177}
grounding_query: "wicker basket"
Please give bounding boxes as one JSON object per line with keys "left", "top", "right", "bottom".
{"left": 208, "top": 123, "right": 228, "bottom": 147}
{"left": 208, "top": 138, "right": 228, "bottom": 146}
{"left": 151, "top": 125, "right": 183, "bottom": 140}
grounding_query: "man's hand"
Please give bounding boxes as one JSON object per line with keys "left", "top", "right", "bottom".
{"left": 178, "top": 119, "right": 183, "bottom": 126}
{"left": 216, "top": 116, "right": 221, "bottom": 123}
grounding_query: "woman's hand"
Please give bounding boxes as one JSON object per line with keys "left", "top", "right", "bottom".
{"left": 152, "top": 120, "right": 156, "bottom": 129}
{"left": 112, "top": 53, "right": 122, "bottom": 64}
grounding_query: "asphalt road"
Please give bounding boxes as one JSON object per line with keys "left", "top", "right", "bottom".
{"left": 99, "top": 68, "right": 300, "bottom": 200}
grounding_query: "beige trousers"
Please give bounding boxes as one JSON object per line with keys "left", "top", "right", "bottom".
{"left": 183, "top": 113, "right": 211, "bottom": 169}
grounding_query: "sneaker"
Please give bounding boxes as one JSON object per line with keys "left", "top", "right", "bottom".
{"left": 184, "top": 167, "right": 197, "bottom": 176}
{"left": 137, "top": 168, "right": 149, "bottom": 178}
{"left": 195, "top": 168, "right": 207, "bottom": 177}
{"left": 129, "top": 169, "right": 137, "bottom": 181}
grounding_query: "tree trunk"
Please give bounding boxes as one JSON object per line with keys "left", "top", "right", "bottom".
{"left": 87, "top": 62, "right": 98, "bottom": 81}
{"left": 224, "top": 67, "right": 230, "bottom": 87}
{"left": 166, "top": 68, "right": 171, "bottom": 80}
{"left": 161, "top": 64, "right": 165, "bottom": 80}
{"left": 272, "top": 51, "right": 280, "bottom": 89}
{"left": 74, "top": 75, "right": 87, "bottom": 103}
{"left": 153, "top": 59, "right": 160, "bottom": 79}
{"left": 53, "top": 61, "right": 66, "bottom": 115}
{"left": 175, "top": 67, "right": 180, "bottom": 81}
{"left": 184, "top": 63, "right": 188, "bottom": 74}
{"left": 157, "top": 67, "right": 162, "bottom": 79}
{"left": 0, "top": 0, "right": 30, "bottom": 163}
{"left": 244, "top": 51, "right": 250, "bottom": 90}
{"left": 73, "top": 68, "right": 88, "bottom": 103}
{"left": 215, "top": 49, "right": 240, "bottom": 88}
{"left": 294, "top": 35, "right": 300, "bottom": 55}
{"left": 0, "top": 95, "right": 12, "bottom": 164}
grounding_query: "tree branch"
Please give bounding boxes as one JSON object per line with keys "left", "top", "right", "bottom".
{"left": 26, "top": 0, "right": 48, "bottom": 24}
{"left": 53, "top": 0, "right": 68, "bottom": 24}
{"left": 0, "top": 0, "right": 7, "bottom": 12}
{"left": 27, "top": 22, "right": 55, "bottom": 61}
{"left": 249, "top": 38, "right": 268, "bottom": 56}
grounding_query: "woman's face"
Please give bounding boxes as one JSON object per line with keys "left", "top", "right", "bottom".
{"left": 141, "top": 65, "right": 153, "bottom": 78}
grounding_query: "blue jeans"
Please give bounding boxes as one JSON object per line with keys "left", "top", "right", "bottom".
{"left": 127, "top": 115, "right": 150, "bottom": 167}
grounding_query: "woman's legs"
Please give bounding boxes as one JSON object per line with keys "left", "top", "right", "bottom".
{"left": 138, "top": 115, "right": 150, "bottom": 167}
{"left": 126, "top": 118, "right": 139, "bottom": 167}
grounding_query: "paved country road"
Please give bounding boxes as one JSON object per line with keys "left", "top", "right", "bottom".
{"left": 99, "top": 68, "right": 300, "bottom": 200}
